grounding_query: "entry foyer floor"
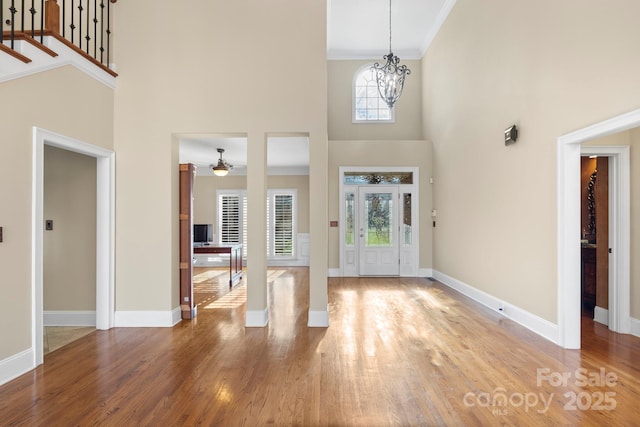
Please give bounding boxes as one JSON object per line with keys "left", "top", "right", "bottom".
{"left": 1, "top": 267, "right": 640, "bottom": 425}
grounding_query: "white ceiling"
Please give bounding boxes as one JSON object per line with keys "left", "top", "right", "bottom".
{"left": 327, "top": 0, "right": 455, "bottom": 60}
{"left": 179, "top": 135, "right": 309, "bottom": 176}
{"left": 179, "top": 1, "right": 455, "bottom": 172}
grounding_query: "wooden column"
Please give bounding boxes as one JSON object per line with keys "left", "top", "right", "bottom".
{"left": 179, "top": 164, "right": 196, "bottom": 319}
{"left": 44, "top": 0, "right": 60, "bottom": 35}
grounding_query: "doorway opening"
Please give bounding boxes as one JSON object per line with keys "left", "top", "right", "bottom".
{"left": 557, "top": 110, "right": 636, "bottom": 349}
{"left": 43, "top": 146, "right": 97, "bottom": 354}
{"left": 579, "top": 153, "right": 609, "bottom": 325}
{"left": 33, "top": 127, "right": 115, "bottom": 366}
{"left": 339, "top": 167, "right": 419, "bottom": 277}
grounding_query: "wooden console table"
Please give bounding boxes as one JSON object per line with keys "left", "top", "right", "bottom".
{"left": 193, "top": 244, "right": 243, "bottom": 287}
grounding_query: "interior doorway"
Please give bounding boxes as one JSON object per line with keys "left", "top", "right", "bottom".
{"left": 579, "top": 146, "right": 630, "bottom": 334}
{"left": 33, "top": 128, "right": 115, "bottom": 366}
{"left": 43, "top": 145, "right": 98, "bottom": 354}
{"left": 557, "top": 110, "right": 636, "bottom": 349}
{"left": 579, "top": 154, "right": 609, "bottom": 324}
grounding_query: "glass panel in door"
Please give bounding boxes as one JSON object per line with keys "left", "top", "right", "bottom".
{"left": 359, "top": 186, "right": 399, "bottom": 276}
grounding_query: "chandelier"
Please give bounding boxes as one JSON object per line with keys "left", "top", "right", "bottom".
{"left": 211, "top": 148, "right": 232, "bottom": 176}
{"left": 371, "top": 0, "right": 410, "bottom": 109}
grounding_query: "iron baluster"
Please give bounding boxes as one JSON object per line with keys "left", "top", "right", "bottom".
{"left": 84, "top": 0, "right": 90, "bottom": 54}
{"left": 106, "top": 0, "right": 110, "bottom": 68}
{"left": 77, "top": 0, "right": 82, "bottom": 50}
{"left": 99, "top": 0, "right": 104, "bottom": 63}
{"left": 62, "top": 0, "right": 65, "bottom": 37}
{"left": 9, "top": 0, "right": 15, "bottom": 48}
{"left": 92, "top": 0, "right": 96, "bottom": 58}
{"left": 20, "top": 0, "right": 23, "bottom": 33}
{"left": 29, "top": 0, "right": 34, "bottom": 38}
{"left": 38, "top": 0, "right": 41, "bottom": 42}
{"left": 70, "top": 0, "right": 74, "bottom": 43}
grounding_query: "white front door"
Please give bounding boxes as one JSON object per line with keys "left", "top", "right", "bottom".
{"left": 358, "top": 186, "right": 399, "bottom": 276}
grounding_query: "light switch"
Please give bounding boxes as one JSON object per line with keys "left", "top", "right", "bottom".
{"left": 45, "top": 220, "right": 53, "bottom": 231}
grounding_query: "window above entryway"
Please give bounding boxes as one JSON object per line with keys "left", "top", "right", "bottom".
{"left": 353, "top": 64, "right": 394, "bottom": 123}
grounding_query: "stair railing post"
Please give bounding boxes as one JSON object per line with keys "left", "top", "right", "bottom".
{"left": 44, "top": 0, "right": 59, "bottom": 36}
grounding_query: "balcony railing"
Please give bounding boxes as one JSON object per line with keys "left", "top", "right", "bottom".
{"left": 1, "top": 0, "right": 117, "bottom": 75}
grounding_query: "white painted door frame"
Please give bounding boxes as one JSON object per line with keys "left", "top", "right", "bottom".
{"left": 33, "top": 127, "right": 115, "bottom": 366}
{"left": 339, "top": 166, "right": 419, "bottom": 277}
{"left": 557, "top": 110, "right": 636, "bottom": 349}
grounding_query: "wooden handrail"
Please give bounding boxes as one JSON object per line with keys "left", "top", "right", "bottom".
{"left": 38, "top": 30, "right": 119, "bottom": 77}
{"left": 0, "top": 43, "right": 32, "bottom": 63}
{"left": 1, "top": 31, "right": 58, "bottom": 57}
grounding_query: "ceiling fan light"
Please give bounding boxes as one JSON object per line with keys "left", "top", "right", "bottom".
{"left": 212, "top": 160, "right": 229, "bottom": 176}
{"left": 211, "top": 148, "right": 230, "bottom": 177}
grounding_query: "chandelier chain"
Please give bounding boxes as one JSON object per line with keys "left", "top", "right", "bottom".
{"left": 389, "top": 0, "right": 392, "bottom": 53}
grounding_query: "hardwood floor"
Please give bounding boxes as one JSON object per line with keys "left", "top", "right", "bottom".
{"left": 43, "top": 326, "right": 95, "bottom": 355}
{"left": 1, "top": 268, "right": 640, "bottom": 425}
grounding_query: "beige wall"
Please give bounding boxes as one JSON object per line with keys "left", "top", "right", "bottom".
{"left": 193, "top": 174, "right": 310, "bottom": 234}
{"left": 0, "top": 66, "right": 113, "bottom": 360}
{"left": 423, "top": 0, "right": 640, "bottom": 323}
{"left": 113, "top": 0, "right": 328, "bottom": 314}
{"left": 44, "top": 146, "right": 96, "bottom": 311}
{"left": 328, "top": 140, "right": 433, "bottom": 269}
{"left": 328, "top": 60, "right": 422, "bottom": 141}
{"left": 584, "top": 130, "right": 640, "bottom": 318}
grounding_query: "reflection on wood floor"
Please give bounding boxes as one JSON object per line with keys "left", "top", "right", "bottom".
{"left": 2, "top": 268, "right": 640, "bottom": 425}
{"left": 193, "top": 267, "right": 246, "bottom": 310}
{"left": 44, "top": 326, "right": 94, "bottom": 355}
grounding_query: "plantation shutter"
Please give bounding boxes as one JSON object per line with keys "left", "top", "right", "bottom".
{"left": 242, "top": 196, "right": 248, "bottom": 257}
{"left": 266, "top": 197, "right": 270, "bottom": 256}
{"left": 219, "top": 194, "right": 241, "bottom": 244}
{"left": 273, "top": 193, "right": 294, "bottom": 256}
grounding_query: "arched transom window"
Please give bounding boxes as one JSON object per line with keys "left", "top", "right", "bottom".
{"left": 353, "top": 64, "right": 394, "bottom": 123}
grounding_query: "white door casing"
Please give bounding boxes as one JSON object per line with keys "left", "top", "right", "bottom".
{"left": 557, "top": 109, "right": 636, "bottom": 349}
{"left": 339, "top": 167, "right": 419, "bottom": 277}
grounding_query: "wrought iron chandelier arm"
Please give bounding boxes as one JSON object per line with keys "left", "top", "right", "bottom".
{"left": 370, "top": 0, "right": 410, "bottom": 109}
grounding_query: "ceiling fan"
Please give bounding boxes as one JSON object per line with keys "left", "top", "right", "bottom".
{"left": 211, "top": 148, "right": 233, "bottom": 176}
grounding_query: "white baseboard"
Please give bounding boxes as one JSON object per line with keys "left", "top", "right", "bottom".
{"left": 328, "top": 268, "right": 432, "bottom": 278}
{"left": 308, "top": 307, "right": 329, "bottom": 327}
{"left": 267, "top": 258, "right": 309, "bottom": 267}
{"left": 0, "top": 348, "right": 34, "bottom": 387}
{"left": 419, "top": 268, "right": 433, "bottom": 278}
{"left": 246, "top": 308, "right": 269, "bottom": 327}
{"left": 115, "top": 307, "right": 182, "bottom": 327}
{"left": 594, "top": 306, "right": 609, "bottom": 326}
{"left": 328, "top": 268, "right": 341, "bottom": 277}
{"left": 44, "top": 310, "right": 96, "bottom": 327}
{"left": 631, "top": 317, "right": 640, "bottom": 338}
{"left": 172, "top": 307, "right": 182, "bottom": 325}
{"left": 433, "top": 270, "right": 559, "bottom": 345}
